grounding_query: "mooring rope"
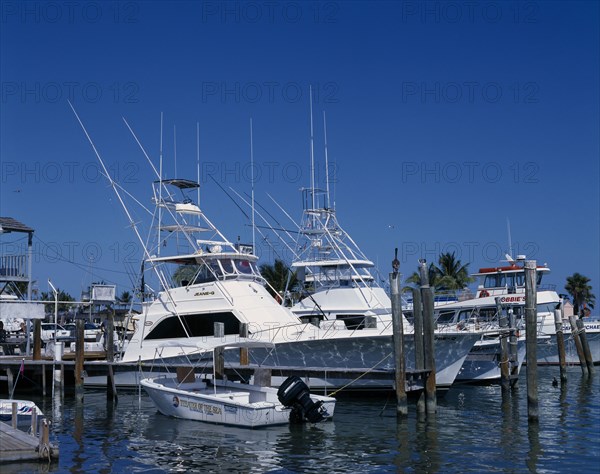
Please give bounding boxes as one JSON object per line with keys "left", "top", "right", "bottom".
{"left": 328, "top": 352, "right": 393, "bottom": 397}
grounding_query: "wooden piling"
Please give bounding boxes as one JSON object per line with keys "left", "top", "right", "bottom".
{"left": 214, "top": 322, "right": 225, "bottom": 379}
{"left": 496, "top": 297, "right": 510, "bottom": 392}
{"left": 419, "top": 260, "right": 436, "bottom": 416}
{"left": 32, "top": 320, "right": 42, "bottom": 360}
{"left": 524, "top": 260, "right": 538, "bottom": 422}
{"left": 412, "top": 289, "right": 425, "bottom": 372}
{"left": 75, "top": 318, "right": 85, "bottom": 401}
{"left": 553, "top": 308, "right": 567, "bottom": 383}
{"left": 507, "top": 309, "right": 519, "bottom": 387}
{"left": 568, "top": 316, "right": 588, "bottom": 375}
{"left": 106, "top": 307, "right": 117, "bottom": 402}
{"left": 575, "top": 319, "right": 595, "bottom": 374}
{"left": 390, "top": 272, "right": 407, "bottom": 417}
{"left": 411, "top": 287, "right": 425, "bottom": 416}
{"left": 11, "top": 402, "right": 17, "bottom": 429}
{"left": 239, "top": 323, "right": 249, "bottom": 366}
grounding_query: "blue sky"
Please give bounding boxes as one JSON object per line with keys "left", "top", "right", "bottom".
{"left": 1, "top": 1, "right": 598, "bottom": 302}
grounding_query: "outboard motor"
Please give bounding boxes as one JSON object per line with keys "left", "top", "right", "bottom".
{"left": 277, "top": 376, "right": 328, "bottom": 424}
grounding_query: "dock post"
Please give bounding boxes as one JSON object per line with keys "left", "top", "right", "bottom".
{"left": 31, "top": 407, "right": 38, "bottom": 436}
{"left": 214, "top": 322, "right": 225, "bottom": 380}
{"left": 419, "top": 259, "right": 436, "bottom": 416}
{"left": 553, "top": 308, "right": 567, "bottom": 384}
{"left": 412, "top": 287, "right": 425, "bottom": 416}
{"left": 11, "top": 401, "right": 17, "bottom": 429}
{"left": 239, "top": 323, "right": 249, "bottom": 366}
{"left": 524, "top": 260, "right": 538, "bottom": 422}
{"left": 507, "top": 309, "right": 519, "bottom": 387}
{"left": 106, "top": 306, "right": 117, "bottom": 402}
{"left": 576, "top": 319, "right": 594, "bottom": 374}
{"left": 32, "top": 319, "right": 42, "bottom": 360}
{"left": 390, "top": 271, "right": 407, "bottom": 417}
{"left": 75, "top": 317, "right": 85, "bottom": 401}
{"left": 568, "top": 316, "right": 588, "bottom": 375}
{"left": 496, "top": 297, "right": 510, "bottom": 392}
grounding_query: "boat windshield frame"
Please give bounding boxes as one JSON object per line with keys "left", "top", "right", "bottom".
{"left": 151, "top": 254, "right": 263, "bottom": 287}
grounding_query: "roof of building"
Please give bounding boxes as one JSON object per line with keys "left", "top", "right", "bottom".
{"left": 0, "top": 217, "right": 34, "bottom": 233}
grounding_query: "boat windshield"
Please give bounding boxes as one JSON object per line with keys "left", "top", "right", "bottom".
{"left": 308, "top": 266, "right": 372, "bottom": 289}
{"left": 172, "top": 258, "right": 260, "bottom": 287}
{"left": 483, "top": 271, "right": 543, "bottom": 289}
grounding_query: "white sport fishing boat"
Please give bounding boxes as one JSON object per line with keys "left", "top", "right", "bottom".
{"left": 434, "top": 255, "right": 599, "bottom": 370}
{"left": 141, "top": 342, "right": 335, "bottom": 428}
{"left": 72, "top": 111, "right": 479, "bottom": 392}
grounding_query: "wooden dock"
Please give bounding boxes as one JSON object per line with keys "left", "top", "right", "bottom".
{"left": 0, "top": 420, "right": 58, "bottom": 463}
{"left": 0, "top": 356, "right": 430, "bottom": 395}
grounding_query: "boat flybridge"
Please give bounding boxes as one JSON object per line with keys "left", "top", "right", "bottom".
{"left": 123, "top": 178, "right": 302, "bottom": 363}
{"left": 433, "top": 254, "right": 560, "bottom": 328}
{"left": 287, "top": 187, "right": 400, "bottom": 331}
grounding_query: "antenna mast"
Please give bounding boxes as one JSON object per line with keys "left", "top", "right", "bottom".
{"left": 323, "top": 110, "right": 331, "bottom": 210}
{"left": 158, "top": 112, "right": 164, "bottom": 256}
{"left": 196, "top": 122, "right": 201, "bottom": 207}
{"left": 507, "top": 218, "right": 513, "bottom": 257}
{"left": 250, "top": 118, "right": 256, "bottom": 254}
{"left": 309, "top": 85, "right": 316, "bottom": 212}
{"left": 173, "top": 124, "right": 177, "bottom": 177}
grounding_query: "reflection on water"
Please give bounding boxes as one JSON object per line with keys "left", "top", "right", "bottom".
{"left": 10, "top": 367, "right": 599, "bottom": 473}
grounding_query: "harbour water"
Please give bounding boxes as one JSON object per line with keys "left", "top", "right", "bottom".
{"left": 4, "top": 366, "right": 599, "bottom": 473}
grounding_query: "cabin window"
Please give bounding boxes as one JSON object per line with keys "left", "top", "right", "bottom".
{"left": 457, "top": 310, "right": 473, "bottom": 322}
{"left": 218, "top": 259, "right": 234, "bottom": 275}
{"left": 436, "top": 310, "right": 456, "bottom": 324}
{"left": 484, "top": 275, "right": 498, "bottom": 288}
{"left": 515, "top": 272, "right": 525, "bottom": 286}
{"left": 236, "top": 259, "right": 253, "bottom": 274}
{"left": 477, "top": 307, "right": 497, "bottom": 322}
{"left": 537, "top": 303, "right": 556, "bottom": 314}
{"left": 145, "top": 311, "right": 241, "bottom": 340}
{"left": 190, "top": 264, "right": 219, "bottom": 284}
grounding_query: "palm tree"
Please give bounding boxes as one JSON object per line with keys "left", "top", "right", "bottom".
{"left": 405, "top": 252, "right": 473, "bottom": 291}
{"left": 434, "top": 252, "right": 474, "bottom": 290}
{"left": 405, "top": 262, "right": 439, "bottom": 289}
{"left": 259, "top": 259, "right": 297, "bottom": 299}
{"left": 118, "top": 291, "right": 132, "bottom": 308}
{"left": 565, "top": 273, "right": 596, "bottom": 317}
{"left": 40, "top": 289, "right": 75, "bottom": 314}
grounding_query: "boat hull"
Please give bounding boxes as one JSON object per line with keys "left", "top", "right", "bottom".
{"left": 141, "top": 377, "right": 335, "bottom": 428}
{"left": 456, "top": 337, "right": 526, "bottom": 382}
{"left": 536, "top": 330, "right": 600, "bottom": 365}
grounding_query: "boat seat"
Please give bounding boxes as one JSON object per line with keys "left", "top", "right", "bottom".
{"left": 214, "top": 392, "right": 249, "bottom": 403}
{"left": 249, "top": 402, "right": 276, "bottom": 408}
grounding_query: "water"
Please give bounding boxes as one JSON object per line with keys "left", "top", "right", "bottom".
{"left": 5, "top": 367, "right": 599, "bottom": 473}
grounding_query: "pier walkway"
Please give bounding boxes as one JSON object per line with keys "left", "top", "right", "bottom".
{"left": 0, "top": 420, "right": 58, "bottom": 463}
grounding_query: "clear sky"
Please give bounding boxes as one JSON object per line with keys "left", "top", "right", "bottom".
{"left": 1, "top": 1, "right": 598, "bottom": 302}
